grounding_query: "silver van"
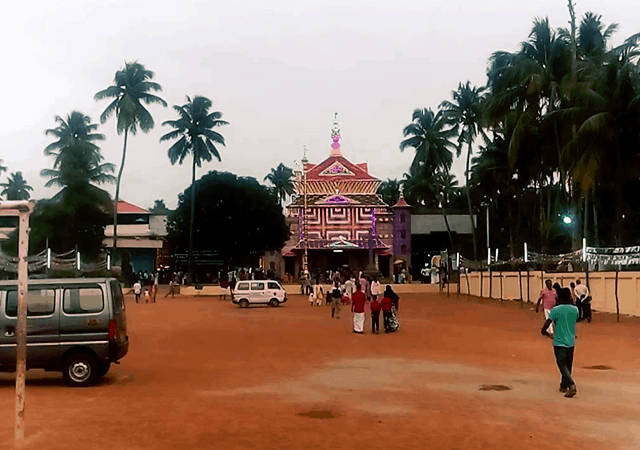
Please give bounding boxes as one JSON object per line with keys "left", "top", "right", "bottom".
{"left": 0, "top": 278, "right": 129, "bottom": 387}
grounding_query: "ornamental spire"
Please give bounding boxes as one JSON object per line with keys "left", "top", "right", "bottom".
{"left": 330, "top": 112, "right": 342, "bottom": 157}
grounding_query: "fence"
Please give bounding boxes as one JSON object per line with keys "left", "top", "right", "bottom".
{"left": 458, "top": 270, "right": 638, "bottom": 317}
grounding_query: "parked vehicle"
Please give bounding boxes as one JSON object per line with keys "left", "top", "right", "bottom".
{"left": 232, "top": 280, "right": 287, "bottom": 308}
{"left": 0, "top": 278, "right": 129, "bottom": 387}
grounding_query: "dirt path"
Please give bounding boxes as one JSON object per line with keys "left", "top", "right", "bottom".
{"left": 1, "top": 290, "right": 639, "bottom": 449}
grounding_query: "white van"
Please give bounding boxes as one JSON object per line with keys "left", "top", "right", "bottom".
{"left": 232, "top": 280, "right": 287, "bottom": 308}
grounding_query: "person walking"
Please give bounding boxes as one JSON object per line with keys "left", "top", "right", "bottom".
{"left": 574, "top": 280, "right": 591, "bottom": 323}
{"left": 384, "top": 285, "right": 400, "bottom": 312}
{"left": 370, "top": 278, "right": 380, "bottom": 301}
{"left": 536, "top": 279, "right": 557, "bottom": 336}
{"left": 381, "top": 292, "right": 394, "bottom": 333}
{"left": 370, "top": 295, "right": 381, "bottom": 334}
{"left": 133, "top": 280, "right": 142, "bottom": 303}
{"left": 351, "top": 284, "right": 366, "bottom": 334}
{"left": 344, "top": 277, "right": 355, "bottom": 300}
{"left": 541, "top": 287, "right": 579, "bottom": 398}
{"left": 330, "top": 282, "right": 342, "bottom": 319}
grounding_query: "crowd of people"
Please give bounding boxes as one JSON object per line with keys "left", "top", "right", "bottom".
{"left": 306, "top": 272, "right": 401, "bottom": 334}
{"left": 535, "top": 278, "right": 591, "bottom": 399}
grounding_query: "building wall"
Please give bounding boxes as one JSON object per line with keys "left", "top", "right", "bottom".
{"left": 411, "top": 214, "right": 475, "bottom": 235}
{"left": 393, "top": 208, "right": 411, "bottom": 259}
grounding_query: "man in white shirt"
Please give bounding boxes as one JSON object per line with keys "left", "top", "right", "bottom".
{"left": 574, "top": 280, "right": 591, "bottom": 322}
{"left": 133, "top": 281, "right": 142, "bottom": 303}
{"left": 370, "top": 278, "right": 380, "bottom": 301}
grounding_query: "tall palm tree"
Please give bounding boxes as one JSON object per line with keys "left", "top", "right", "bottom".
{"left": 160, "top": 95, "right": 229, "bottom": 283}
{"left": 400, "top": 108, "right": 457, "bottom": 176}
{"left": 432, "top": 171, "right": 458, "bottom": 252}
{"left": 264, "top": 163, "right": 294, "bottom": 205}
{"left": 440, "top": 81, "right": 487, "bottom": 259}
{"left": 40, "top": 111, "right": 115, "bottom": 188}
{"left": 95, "top": 62, "right": 167, "bottom": 256}
{"left": 1, "top": 172, "right": 33, "bottom": 200}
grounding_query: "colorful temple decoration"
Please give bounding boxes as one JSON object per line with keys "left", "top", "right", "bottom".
{"left": 281, "top": 113, "right": 409, "bottom": 276}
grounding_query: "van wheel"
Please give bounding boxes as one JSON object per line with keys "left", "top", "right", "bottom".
{"left": 239, "top": 299, "right": 249, "bottom": 308}
{"left": 270, "top": 299, "right": 279, "bottom": 307}
{"left": 63, "top": 353, "right": 98, "bottom": 387}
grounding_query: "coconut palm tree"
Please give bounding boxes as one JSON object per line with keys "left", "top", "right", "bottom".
{"left": 440, "top": 82, "right": 488, "bottom": 259}
{"left": 400, "top": 108, "right": 457, "bottom": 176}
{"left": 160, "top": 95, "right": 229, "bottom": 283}
{"left": 432, "top": 171, "right": 458, "bottom": 252}
{"left": 40, "top": 111, "right": 115, "bottom": 188}
{"left": 95, "top": 62, "right": 167, "bottom": 256}
{"left": 1, "top": 172, "right": 33, "bottom": 200}
{"left": 264, "top": 163, "right": 294, "bottom": 205}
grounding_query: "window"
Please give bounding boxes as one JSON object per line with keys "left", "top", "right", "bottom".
{"left": 63, "top": 288, "right": 104, "bottom": 314}
{"left": 117, "top": 214, "right": 149, "bottom": 225}
{"left": 236, "top": 283, "right": 250, "bottom": 291}
{"left": 267, "top": 282, "right": 280, "bottom": 290}
{"left": 251, "top": 282, "right": 265, "bottom": 291}
{"left": 110, "top": 280, "right": 125, "bottom": 312}
{"left": 401, "top": 244, "right": 407, "bottom": 254}
{"left": 400, "top": 213, "right": 406, "bottom": 223}
{"left": 400, "top": 230, "right": 406, "bottom": 239}
{"left": 5, "top": 289, "right": 56, "bottom": 317}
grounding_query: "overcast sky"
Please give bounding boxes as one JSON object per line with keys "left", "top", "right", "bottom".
{"left": 1, "top": 0, "right": 635, "bottom": 209}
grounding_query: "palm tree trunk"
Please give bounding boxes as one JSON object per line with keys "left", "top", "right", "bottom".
{"left": 614, "top": 135, "right": 623, "bottom": 246}
{"left": 112, "top": 128, "right": 128, "bottom": 260}
{"left": 441, "top": 203, "right": 455, "bottom": 253}
{"left": 507, "top": 197, "right": 515, "bottom": 259}
{"left": 465, "top": 143, "right": 477, "bottom": 260}
{"left": 188, "top": 152, "right": 197, "bottom": 285}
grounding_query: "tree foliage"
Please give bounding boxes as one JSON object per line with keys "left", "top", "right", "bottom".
{"left": 264, "top": 163, "right": 294, "bottom": 205}
{"left": 167, "top": 171, "right": 289, "bottom": 266}
{"left": 1, "top": 172, "right": 33, "bottom": 200}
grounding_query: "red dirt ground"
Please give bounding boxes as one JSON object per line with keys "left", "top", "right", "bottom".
{"left": 2, "top": 289, "right": 640, "bottom": 450}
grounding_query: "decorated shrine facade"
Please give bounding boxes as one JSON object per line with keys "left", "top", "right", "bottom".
{"left": 273, "top": 116, "right": 411, "bottom": 279}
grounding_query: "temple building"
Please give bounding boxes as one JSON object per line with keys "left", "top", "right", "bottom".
{"left": 268, "top": 115, "right": 411, "bottom": 279}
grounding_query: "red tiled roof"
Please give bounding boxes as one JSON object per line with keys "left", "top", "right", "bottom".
{"left": 392, "top": 195, "right": 411, "bottom": 208}
{"left": 305, "top": 156, "right": 376, "bottom": 181}
{"left": 117, "top": 200, "right": 148, "bottom": 214}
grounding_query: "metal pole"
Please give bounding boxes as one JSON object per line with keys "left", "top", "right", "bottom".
{"left": 303, "top": 162, "right": 308, "bottom": 276}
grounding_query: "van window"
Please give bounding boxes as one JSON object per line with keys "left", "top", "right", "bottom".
{"left": 63, "top": 288, "right": 104, "bottom": 314}
{"left": 267, "top": 282, "right": 280, "bottom": 290}
{"left": 5, "top": 289, "right": 56, "bottom": 317}
{"left": 236, "top": 283, "right": 249, "bottom": 291}
{"left": 251, "top": 282, "right": 265, "bottom": 290}
{"left": 110, "top": 280, "right": 125, "bottom": 312}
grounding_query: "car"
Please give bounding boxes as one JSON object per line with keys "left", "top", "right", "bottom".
{"left": 0, "top": 278, "right": 129, "bottom": 387}
{"left": 232, "top": 280, "right": 287, "bottom": 308}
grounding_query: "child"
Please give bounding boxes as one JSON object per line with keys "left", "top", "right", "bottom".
{"left": 316, "top": 286, "right": 324, "bottom": 306}
{"left": 309, "top": 291, "right": 315, "bottom": 306}
{"left": 370, "top": 296, "right": 381, "bottom": 334}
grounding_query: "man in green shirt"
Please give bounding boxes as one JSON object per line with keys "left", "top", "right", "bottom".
{"left": 541, "top": 287, "right": 579, "bottom": 398}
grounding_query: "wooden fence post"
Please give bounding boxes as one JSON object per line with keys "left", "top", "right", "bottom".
{"left": 518, "top": 269, "right": 523, "bottom": 308}
{"left": 615, "top": 267, "right": 620, "bottom": 323}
